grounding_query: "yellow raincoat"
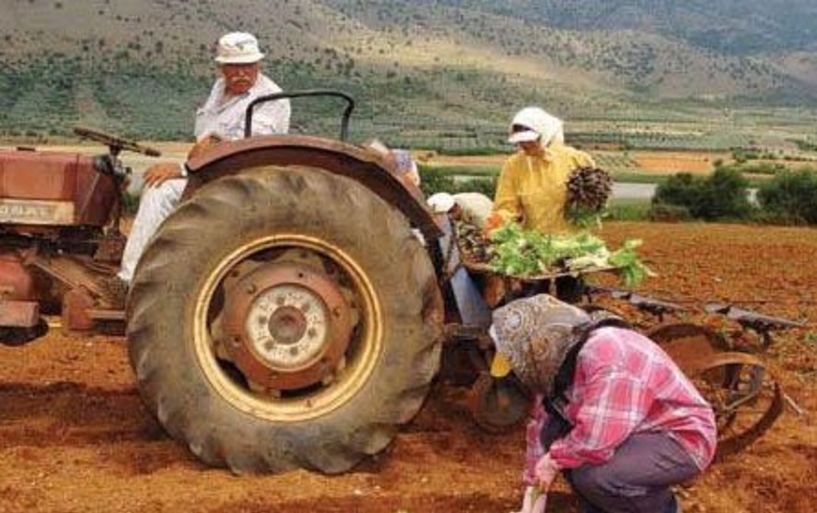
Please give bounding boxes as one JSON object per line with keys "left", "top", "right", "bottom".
{"left": 492, "top": 142, "right": 595, "bottom": 233}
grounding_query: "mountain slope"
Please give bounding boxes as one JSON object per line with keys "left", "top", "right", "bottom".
{"left": 425, "top": 0, "right": 817, "bottom": 54}
{"left": 0, "top": 0, "right": 815, "bottom": 140}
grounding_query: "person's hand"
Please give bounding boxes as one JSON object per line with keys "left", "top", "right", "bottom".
{"left": 513, "top": 485, "right": 536, "bottom": 513}
{"left": 187, "top": 135, "right": 221, "bottom": 160}
{"left": 143, "top": 163, "right": 183, "bottom": 188}
{"left": 483, "top": 212, "right": 504, "bottom": 237}
{"left": 482, "top": 274, "right": 507, "bottom": 307}
{"left": 534, "top": 453, "right": 560, "bottom": 492}
{"left": 512, "top": 486, "right": 548, "bottom": 513}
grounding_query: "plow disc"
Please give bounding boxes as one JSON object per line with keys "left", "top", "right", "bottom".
{"left": 467, "top": 372, "right": 530, "bottom": 433}
{"left": 692, "top": 352, "right": 784, "bottom": 458}
{"left": 648, "top": 322, "right": 729, "bottom": 356}
{"left": 650, "top": 323, "right": 783, "bottom": 458}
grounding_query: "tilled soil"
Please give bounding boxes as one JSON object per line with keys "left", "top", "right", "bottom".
{"left": 1, "top": 222, "right": 815, "bottom": 513}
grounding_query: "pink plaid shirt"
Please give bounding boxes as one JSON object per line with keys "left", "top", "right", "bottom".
{"left": 525, "top": 327, "right": 716, "bottom": 479}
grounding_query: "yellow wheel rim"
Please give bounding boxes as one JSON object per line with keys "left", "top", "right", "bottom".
{"left": 192, "top": 234, "right": 383, "bottom": 422}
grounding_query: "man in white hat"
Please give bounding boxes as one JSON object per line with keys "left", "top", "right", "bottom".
{"left": 105, "top": 32, "right": 290, "bottom": 306}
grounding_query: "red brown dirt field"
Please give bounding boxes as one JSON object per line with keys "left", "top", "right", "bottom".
{"left": 1, "top": 222, "right": 815, "bottom": 513}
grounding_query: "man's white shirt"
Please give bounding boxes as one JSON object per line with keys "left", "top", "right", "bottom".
{"left": 194, "top": 73, "right": 290, "bottom": 142}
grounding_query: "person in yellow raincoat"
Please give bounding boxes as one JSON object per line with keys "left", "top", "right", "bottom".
{"left": 484, "top": 107, "right": 596, "bottom": 306}
{"left": 489, "top": 107, "right": 595, "bottom": 234}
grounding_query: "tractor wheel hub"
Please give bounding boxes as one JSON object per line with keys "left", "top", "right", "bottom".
{"left": 221, "top": 262, "right": 353, "bottom": 391}
{"left": 246, "top": 285, "right": 329, "bottom": 369}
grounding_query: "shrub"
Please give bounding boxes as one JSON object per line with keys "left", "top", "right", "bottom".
{"left": 419, "top": 165, "right": 455, "bottom": 197}
{"left": 648, "top": 203, "right": 692, "bottom": 222}
{"left": 716, "top": 160, "right": 787, "bottom": 176}
{"left": 652, "top": 168, "right": 752, "bottom": 221}
{"left": 455, "top": 177, "right": 497, "bottom": 198}
{"left": 757, "top": 169, "right": 817, "bottom": 224}
{"left": 703, "top": 167, "right": 753, "bottom": 219}
{"left": 418, "top": 165, "right": 497, "bottom": 198}
{"left": 750, "top": 209, "right": 808, "bottom": 226}
{"left": 740, "top": 162, "right": 788, "bottom": 175}
{"left": 653, "top": 173, "right": 704, "bottom": 212}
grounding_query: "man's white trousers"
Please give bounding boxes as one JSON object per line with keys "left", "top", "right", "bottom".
{"left": 118, "top": 179, "right": 187, "bottom": 282}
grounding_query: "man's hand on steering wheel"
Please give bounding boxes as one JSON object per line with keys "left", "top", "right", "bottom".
{"left": 74, "top": 126, "right": 162, "bottom": 157}
{"left": 187, "top": 135, "right": 222, "bottom": 160}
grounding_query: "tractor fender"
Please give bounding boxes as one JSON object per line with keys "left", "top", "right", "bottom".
{"left": 184, "top": 135, "right": 442, "bottom": 240}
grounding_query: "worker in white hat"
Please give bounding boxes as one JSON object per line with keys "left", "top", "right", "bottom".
{"left": 105, "top": 32, "right": 291, "bottom": 306}
{"left": 486, "top": 107, "right": 594, "bottom": 235}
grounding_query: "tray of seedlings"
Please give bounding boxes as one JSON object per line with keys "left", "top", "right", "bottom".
{"left": 453, "top": 167, "right": 650, "bottom": 287}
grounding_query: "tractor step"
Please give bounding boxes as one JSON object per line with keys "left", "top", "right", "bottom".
{"left": 0, "top": 301, "right": 47, "bottom": 346}
{"left": 0, "top": 300, "right": 40, "bottom": 328}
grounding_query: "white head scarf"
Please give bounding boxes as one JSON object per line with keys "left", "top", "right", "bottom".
{"left": 508, "top": 107, "right": 565, "bottom": 151}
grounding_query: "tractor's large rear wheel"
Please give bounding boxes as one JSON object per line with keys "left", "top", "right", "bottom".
{"left": 127, "top": 167, "right": 442, "bottom": 474}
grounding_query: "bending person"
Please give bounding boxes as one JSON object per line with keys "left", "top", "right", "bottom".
{"left": 490, "top": 295, "right": 717, "bottom": 513}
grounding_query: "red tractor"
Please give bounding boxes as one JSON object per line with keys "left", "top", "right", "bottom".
{"left": 1, "top": 92, "right": 454, "bottom": 475}
{"left": 0, "top": 91, "right": 795, "bottom": 474}
{"left": 0, "top": 127, "right": 160, "bottom": 344}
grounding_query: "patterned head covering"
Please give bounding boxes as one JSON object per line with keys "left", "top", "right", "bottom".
{"left": 490, "top": 294, "right": 591, "bottom": 396}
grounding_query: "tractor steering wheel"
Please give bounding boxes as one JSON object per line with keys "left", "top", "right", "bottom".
{"left": 74, "top": 126, "right": 162, "bottom": 157}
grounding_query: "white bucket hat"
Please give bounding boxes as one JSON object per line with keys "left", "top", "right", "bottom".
{"left": 507, "top": 107, "right": 564, "bottom": 147}
{"left": 215, "top": 32, "right": 265, "bottom": 64}
{"left": 427, "top": 192, "right": 456, "bottom": 214}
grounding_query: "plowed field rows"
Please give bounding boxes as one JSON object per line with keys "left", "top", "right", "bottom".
{"left": 1, "top": 222, "right": 815, "bottom": 513}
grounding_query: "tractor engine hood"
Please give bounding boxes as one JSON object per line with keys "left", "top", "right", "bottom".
{"left": 0, "top": 148, "right": 117, "bottom": 226}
